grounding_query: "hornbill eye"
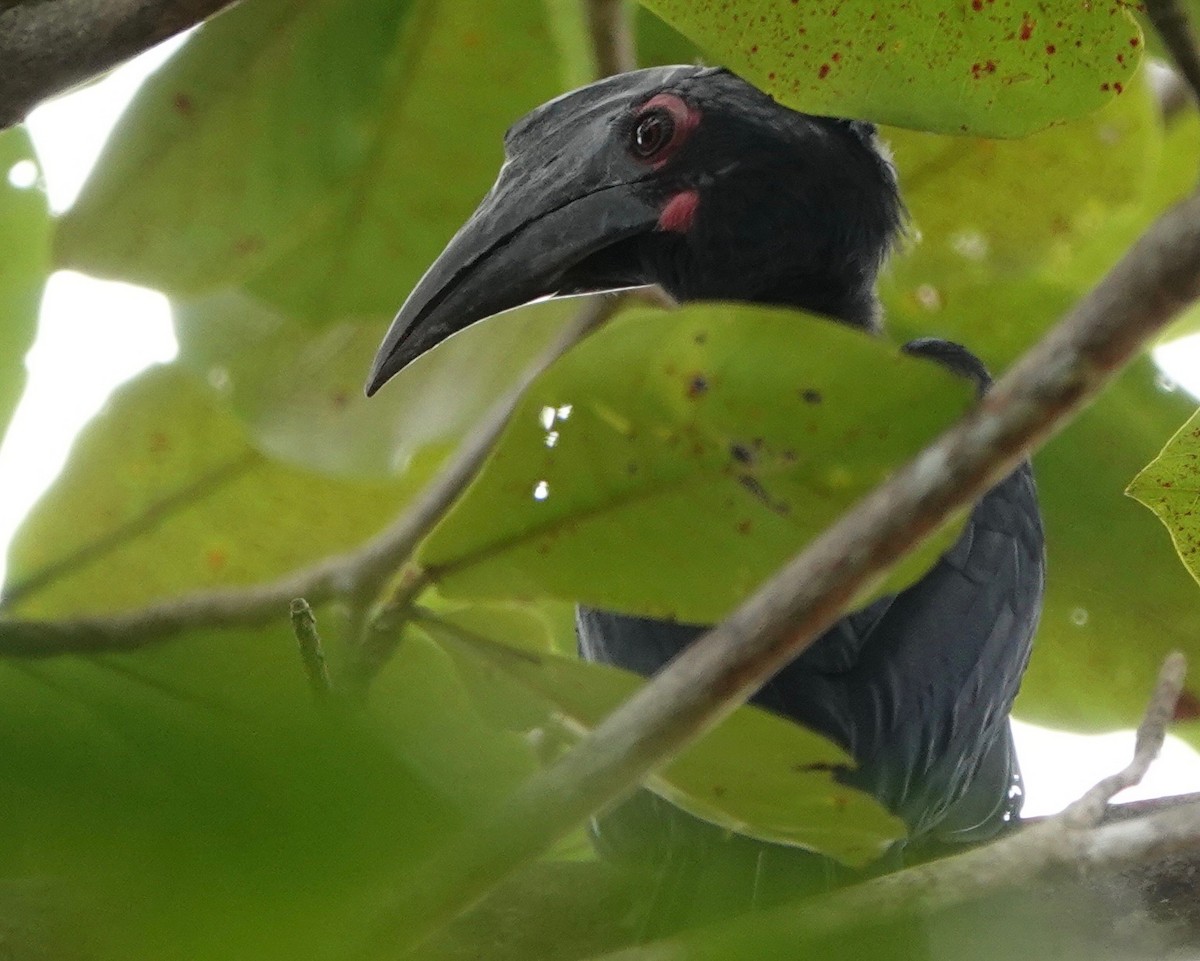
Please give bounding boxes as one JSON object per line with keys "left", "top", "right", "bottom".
{"left": 631, "top": 109, "right": 675, "bottom": 158}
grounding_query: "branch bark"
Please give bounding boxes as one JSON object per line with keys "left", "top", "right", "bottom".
{"left": 0, "top": 0, "right": 243, "bottom": 130}
{"left": 355, "top": 159, "right": 1200, "bottom": 960}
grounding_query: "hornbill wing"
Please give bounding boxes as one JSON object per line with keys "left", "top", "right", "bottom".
{"left": 576, "top": 456, "right": 1044, "bottom": 898}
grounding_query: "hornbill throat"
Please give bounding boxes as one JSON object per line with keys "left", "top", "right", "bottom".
{"left": 365, "top": 65, "right": 903, "bottom": 396}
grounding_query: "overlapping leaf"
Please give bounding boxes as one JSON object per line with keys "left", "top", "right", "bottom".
{"left": 641, "top": 0, "right": 1142, "bottom": 136}
{"left": 421, "top": 304, "right": 974, "bottom": 623}
{"left": 1127, "top": 406, "right": 1200, "bottom": 590}
{"left": 1, "top": 365, "right": 427, "bottom": 616}
{"left": 422, "top": 612, "right": 904, "bottom": 864}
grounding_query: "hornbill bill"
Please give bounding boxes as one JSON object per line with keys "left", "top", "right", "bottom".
{"left": 367, "top": 65, "right": 1045, "bottom": 911}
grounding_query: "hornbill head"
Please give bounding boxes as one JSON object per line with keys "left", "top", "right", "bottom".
{"left": 367, "top": 65, "right": 904, "bottom": 396}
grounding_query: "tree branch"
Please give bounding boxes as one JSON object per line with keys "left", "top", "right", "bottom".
{"left": 586, "top": 0, "right": 636, "bottom": 78}
{"left": 1144, "top": 0, "right": 1200, "bottom": 110}
{"left": 578, "top": 653, "right": 1194, "bottom": 961}
{"left": 0, "top": 0, "right": 243, "bottom": 130}
{"left": 354, "top": 165, "right": 1200, "bottom": 958}
{"left": 290, "top": 597, "right": 331, "bottom": 702}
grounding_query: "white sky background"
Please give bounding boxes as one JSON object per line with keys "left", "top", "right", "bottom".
{"left": 3, "top": 42, "right": 1200, "bottom": 818}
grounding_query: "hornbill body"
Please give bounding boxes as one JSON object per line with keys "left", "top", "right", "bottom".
{"left": 367, "top": 65, "right": 1045, "bottom": 906}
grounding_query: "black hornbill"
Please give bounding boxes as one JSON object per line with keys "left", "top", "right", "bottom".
{"left": 366, "top": 65, "right": 1045, "bottom": 907}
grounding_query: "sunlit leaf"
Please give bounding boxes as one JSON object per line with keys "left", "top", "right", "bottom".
{"left": 640, "top": 0, "right": 1143, "bottom": 136}
{"left": 55, "top": 0, "right": 589, "bottom": 323}
{"left": 1126, "top": 406, "right": 1200, "bottom": 589}
{"left": 421, "top": 304, "right": 974, "bottom": 623}
{"left": 422, "top": 613, "right": 905, "bottom": 864}
{"left": 0, "top": 127, "right": 49, "bottom": 446}
{"left": 2, "top": 365, "right": 427, "bottom": 616}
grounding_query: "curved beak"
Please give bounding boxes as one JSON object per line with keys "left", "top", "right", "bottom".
{"left": 365, "top": 174, "right": 658, "bottom": 395}
{"left": 363, "top": 65, "right": 714, "bottom": 396}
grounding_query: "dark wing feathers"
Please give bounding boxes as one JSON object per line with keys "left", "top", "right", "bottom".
{"left": 576, "top": 460, "right": 1044, "bottom": 853}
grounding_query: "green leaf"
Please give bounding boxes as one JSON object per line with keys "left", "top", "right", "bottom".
{"left": 639, "top": 0, "right": 1143, "bottom": 136}
{"left": 2, "top": 365, "right": 427, "bottom": 616}
{"left": 173, "top": 293, "right": 571, "bottom": 478}
{"left": 0, "top": 624, "right": 462, "bottom": 960}
{"left": 1018, "top": 360, "right": 1200, "bottom": 731}
{"left": 422, "top": 613, "right": 905, "bottom": 865}
{"left": 54, "top": 0, "right": 589, "bottom": 324}
{"left": 0, "top": 128, "right": 50, "bottom": 445}
{"left": 420, "top": 304, "right": 974, "bottom": 623}
{"left": 887, "top": 67, "right": 1159, "bottom": 282}
{"left": 1126, "top": 406, "right": 1200, "bottom": 589}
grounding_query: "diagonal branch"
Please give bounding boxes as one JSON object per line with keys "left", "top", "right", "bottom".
{"left": 0, "top": 0, "right": 243, "bottom": 130}
{"left": 354, "top": 175, "right": 1200, "bottom": 957}
{"left": 579, "top": 653, "right": 1193, "bottom": 961}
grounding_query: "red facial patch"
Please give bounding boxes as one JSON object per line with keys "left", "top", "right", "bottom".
{"left": 657, "top": 189, "right": 700, "bottom": 233}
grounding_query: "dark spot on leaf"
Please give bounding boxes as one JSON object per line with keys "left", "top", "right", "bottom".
{"left": 330, "top": 389, "right": 349, "bottom": 410}
{"left": 818, "top": 63, "right": 831, "bottom": 79}
{"left": 627, "top": 462, "right": 639, "bottom": 475}
{"left": 801, "top": 388, "right": 823, "bottom": 404}
{"left": 730, "top": 443, "right": 754, "bottom": 465}
{"left": 793, "top": 761, "right": 842, "bottom": 774}
{"left": 687, "top": 374, "right": 709, "bottom": 398}
{"left": 1174, "top": 688, "right": 1200, "bottom": 722}
{"left": 738, "top": 474, "right": 790, "bottom": 515}
{"left": 736, "top": 519, "right": 752, "bottom": 535}
{"left": 206, "top": 548, "right": 228, "bottom": 573}
{"left": 713, "top": 785, "right": 727, "bottom": 797}
{"left": 1019, "top": 17, "right": 1034, "bottom": 41}
{"left": 148, "top": 431, "right": 170, "bottom": 453}
{"left": 233, "top": 235, "right": 264, "bottom": 255}
{"left": 693, "top": 330, "right": 707, "bottom": 345}
{"left": 173, "top": 92, "right": 194, "bottom": 116}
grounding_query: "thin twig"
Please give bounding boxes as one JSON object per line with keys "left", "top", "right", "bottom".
{"left": 0, "top": 0, "right": 245, "bottom": 130}
{"left": 1064, "top": 651, "right": 1188, "bottom": 828}
{"left": 356, "top": 182, "right": 1200, "bottom": 958}
{"left": 290, "top": 597, "right": 331, "bottom": 702}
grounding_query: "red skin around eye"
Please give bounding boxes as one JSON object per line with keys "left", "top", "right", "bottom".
{"left": 637, "top": 92, "right": 701, "bottom": 169}
{"left": 657, "top": 189, "right": 700, "bottom": 233}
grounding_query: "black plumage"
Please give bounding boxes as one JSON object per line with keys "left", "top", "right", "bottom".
{"left": 366, "top": 64, "right": 1046, "bottom": 909}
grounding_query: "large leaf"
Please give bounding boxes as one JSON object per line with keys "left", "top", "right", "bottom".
{"left": 1019, "top": 361, "right": 1200, "bottom": 733}
{"left": 0, "top": 128, "right": 49, "bottom": 446}
{"left": 54, "top": 0, "right": 587, "bottom": 324}
{"left": 1126, "top": 406, "right": 1200, "bottom": 589}
{"left": 0, "top": 619, "right": 504, "bottom": 960}
{"left": 1, "top": 365, "right": 426, "bottom": 616}
{"left": 420, "top": 305, "right": 974, "bottom": 623}
{"left": 640, "top": 0, "right": 1142, "bottom": 136}
{"left": 421, "top": 612, "right": 905, "bottom": 865}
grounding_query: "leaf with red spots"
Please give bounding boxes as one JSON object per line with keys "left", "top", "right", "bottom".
{"left": 420, "top": 303, "right": 973, "bottom": 622}
{"left": 641, "top": 0, "right": 1142, "bottom": 136}
{"left": 1127, "top": 407, "right": 1200, "bottom": 591}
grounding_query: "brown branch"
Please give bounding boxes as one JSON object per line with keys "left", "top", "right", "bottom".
{"left": 578, "top": 653, "right": 1197, "bottom": 961}
{"left": 586, "top": 0, "right": 636, "bottom": 78}
{"left": 352, "top": 179, "right": 1200, "bottom": 957}
{"left": 0, "top": 296, "right": 617, "bottom": 658}
{"left": 0, "top": 0, "right": 243, "bottom": 130}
